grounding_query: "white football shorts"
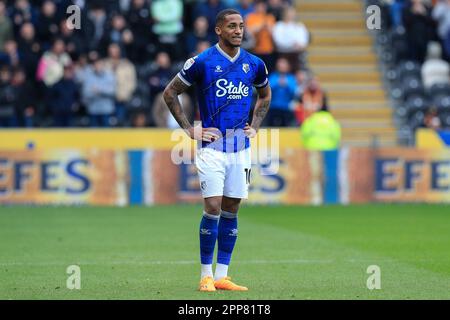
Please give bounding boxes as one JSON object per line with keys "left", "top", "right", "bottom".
{"left": 195, "top": 147, "right": 252, "bottom": 199}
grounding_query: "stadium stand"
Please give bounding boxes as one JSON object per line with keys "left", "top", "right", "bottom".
{"left": 0, "top": 0, "right": 315, "bottom": 131}
{"left": 370, "top": 0, "right": 450, "bottom": 145}
{"left": 1, "top": 0, "right": 448, "bottom": 149}
{"left": 298, "top": 0, "right": 397, "bottom": 147}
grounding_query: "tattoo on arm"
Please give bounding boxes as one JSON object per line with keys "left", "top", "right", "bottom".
{"left": 251, "top": 86, "right": 271, "bottom": 130}
{"left": 163, "top": 76, "right": 192, "bottom": 130}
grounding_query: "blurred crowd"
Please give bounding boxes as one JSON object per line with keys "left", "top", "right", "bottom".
{"left": 378, "top": 0, "right": 450, "bottom": 131}
{"left": 0, "top": 0, "right": 328, "bottom": 129}
{"left": 384, "top": 0, "right": 450, "bottom": 63}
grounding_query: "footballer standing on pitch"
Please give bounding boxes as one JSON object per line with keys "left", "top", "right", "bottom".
{"left": 163, "top": 9, "right": 271, "bottom": 292}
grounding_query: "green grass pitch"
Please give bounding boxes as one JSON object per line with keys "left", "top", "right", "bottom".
{"left": 0, "top": 204, "right": 449, "bottom": 300}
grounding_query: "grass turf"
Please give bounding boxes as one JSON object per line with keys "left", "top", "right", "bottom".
{"left": 0, "top": 204, "right": 449, "bottom": 300}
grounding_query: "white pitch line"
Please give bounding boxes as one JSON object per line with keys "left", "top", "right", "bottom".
{"left": 3, "top": 258, "right": 443, "bottom": 267}
{"left": 0, "top": 259, "right": 335, "bottom": 267}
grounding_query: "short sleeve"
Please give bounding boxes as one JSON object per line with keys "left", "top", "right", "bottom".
{"left": 253, "top": 58, "right": 269, "bottom": 88}
{"left": 177, "top": 56, "right": 200, "bottom": 86}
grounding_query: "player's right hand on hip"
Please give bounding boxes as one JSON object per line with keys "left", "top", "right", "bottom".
{"left": 187, "top": 126, "right": 221, "bottom": 142}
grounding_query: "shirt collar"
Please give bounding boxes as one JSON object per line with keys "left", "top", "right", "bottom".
{"left": 215, "top": 43, "right": 241, "bottom": 63}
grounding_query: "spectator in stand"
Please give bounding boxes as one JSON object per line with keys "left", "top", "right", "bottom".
{"left": 240, "top": 26, "right": 256, "bottom": 51}
{"left": 36, "top": 0, "right": 60, "bottom": 49}
{"left": 74, "top": 51, "right": 93, "bottom": 86}
{"left": 388, "top": 0, "right": 406, "bottom": 28}
{"left": 0, "top": 65, "right": 16, "bottom": 127}
{"left": 126, "top": 0, "right": 153, "bottom": 64}
{"left": 100, "top": 0, "right": 123, "bottom": 15}
{"left": 8, "top": 0, "right": 38, "bottom": 37}
{"left": 273, "top": 6, "right": 309, "bottom": 72}
{"left": 59, "top": 19, "right": 86, "bottom": 61}
{"left": 294, "top": 69, "right": 307, "bottom": 100}
{"left": 0, "top": 1, "right": 314, "bottom": 128}
{"left": 185, "top": 16, "right": 216, "bottom": 57}
{"left": 267, "top": 0, "right": 286, "bottom": 21}
{"left": 421, "top": 41, "right": 450, "bottom": 89}
{"left": 148, "top": 51, "right": 174, "bottom": 103}
{"left": 36, "top": 37, "right": 72, "bottom": 87}
{"left": 245, "top": 0, "right": 276, "bottom": 71}
{"left": 265, "top": 57, "right": 297, "bottom": 127}
{"left": 402, "top": 0, "right": 435, "bottom": 63}
{"left": 82, "top": 3, "right": 108, "bottom": 53}
{"left": 47, "top": 65, "right": 78, "bottom": 127}
{"left": 446, "top": 29, "right": 450, "bottom": 60}
{"left": 421, "top": 106, "right": 441, "bottom": 130}
{"left": 53, "top": 0, "right": 74, "bottom": 21}
{"left": 104, "top": 43, "right": 137, "bottom": 126}
{"left": 80, "top": 56, "right": 116, "bottom": 127}
{"left": 131, "top": 110, "right": 148, "bottom": 127}
{"left": 295, "top": 76, "right": 327, "bottom": 124}
{"left": 236, "top": 0, "right": 254, "bottom": 19}
{"left": 0, "top": 39, "right": 20, "bottom": 68}
{"left": 432, "top": 0, "right": 450, "bottom": 60}
{"left": 11, "top": 67, "right": 35, "bottom": 127}
{"left": 101, "top": 14, "right": 134, "bottom": 57}
{"left": 151, "top": 0, "right": 184, "bottom": 61}
{"left": 16, "top": 22, "right": 41, "bottom": 79}
{"left": 194, "top": 0, "right": 226, "bottom": 35}
{"left": 301, "top": 104, "right": 341, "bottom": 151}
{"left": 223, "top": 0, "right": 239, "bottom": 8}
{"left": 194, "top": 40, "right": 212, "bottom": 56}
{"left": 0, "top": 1, "right": 13, "bottom": 52}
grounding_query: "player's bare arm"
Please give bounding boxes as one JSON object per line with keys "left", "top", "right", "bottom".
{"left": 245, "top": 85, "right": 271, "bottom": 138}
{"left": 163, "top": 76, "right": 192, "bottom": 131}
{"left": 163, "top": 76, "right": 219, "bottom": 142}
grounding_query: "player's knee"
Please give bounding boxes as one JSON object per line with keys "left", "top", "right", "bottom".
{"left": 221, "top": 198, "right": 241, "bottom": 213}
{"left": 204, "top": 197, "right": 222, "bottom": 215}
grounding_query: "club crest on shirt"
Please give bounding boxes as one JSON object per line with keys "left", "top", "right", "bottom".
{"left": 242, "top": 63, "right": 250, "bottom": 74}
{"left": 201, "top": 181, "right": 207, "bottom": 190}
{"left": 215, "top": 65, "right": 223, "bottom": 73}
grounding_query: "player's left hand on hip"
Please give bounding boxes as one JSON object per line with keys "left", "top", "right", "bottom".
{"left": 244, "top": 123, "right": 257, "bottom": 138}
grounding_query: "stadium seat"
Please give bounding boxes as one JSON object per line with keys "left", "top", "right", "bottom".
{"left": 439, "top": 112, "right": 450, "bottom": 128}
{"left": 389, "top": 27, "right": 409, "bottom": 63}
{"left": 376, "top": 34, "right": 389, "bottom": 47}
{"left": 401, "top": 75, "right": 422, "bottom": 88}
{"left": 402, "top": 88, "right": 426, "bottom": 103}
{"left": 395, "top": 105, "right": 408, "bottom": 118}
{"left": 427, "top": 83, "right": 450, "bottom": 97}
{"left": 380, "top": 50, "right": 394, "bottom": 65}
{"left": 385, "top": 66, "right": 398, "bottom": 82}
{"left": 401, "top": 81, "right": 425, "bottom": 102}
{"left": 405, "top": 95, "right": 428, "bottom": 116}
{"left": 390, "top": 85, "right": 404, "bottom": 100}
{"left": 397, "top": 60, "right": 422, "bottom": 82}
{"left": 434, "top": 95, "right": 450, "bottom": 110}
{"left": 408, "top": 110, "right": 425, "bottom": 130}
{"left": 398, "top": 125, "right": 414, "bottom": 145}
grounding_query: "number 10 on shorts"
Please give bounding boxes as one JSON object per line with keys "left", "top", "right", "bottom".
{"left": 245, "top": 168, "right": 252, "bottom": 185}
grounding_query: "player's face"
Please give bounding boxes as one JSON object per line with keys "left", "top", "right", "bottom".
{"left": 217, "top": 14, "right": 244, "bottom": 47}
